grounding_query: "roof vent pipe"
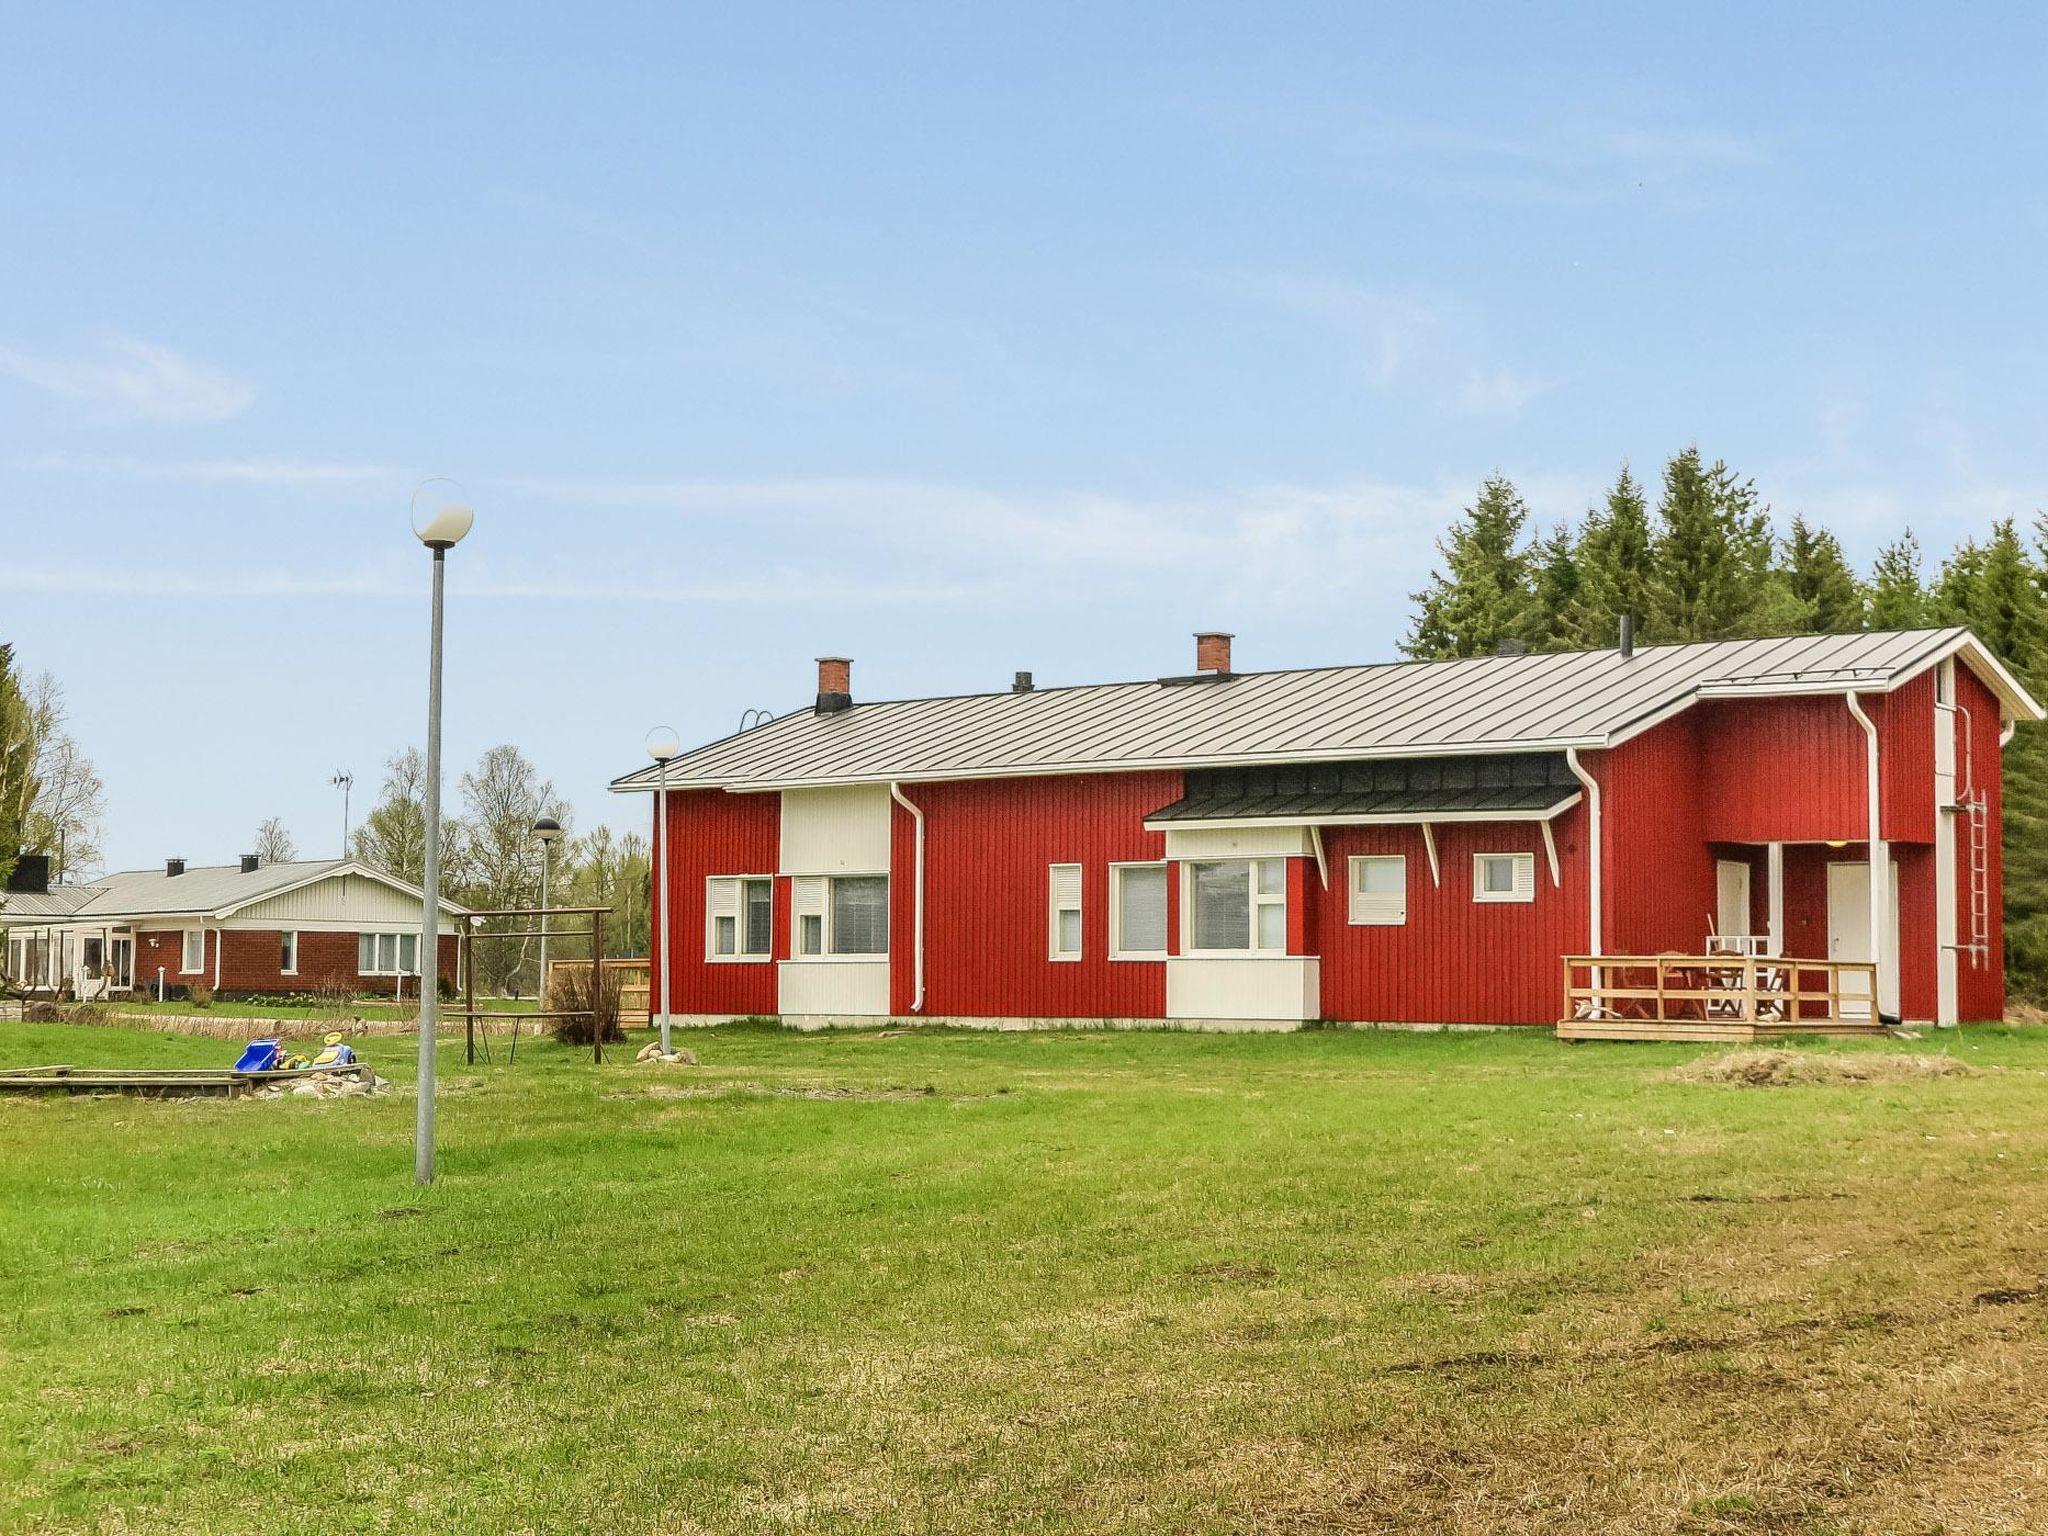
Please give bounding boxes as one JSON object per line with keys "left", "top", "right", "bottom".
{"left": 1619, "top": 613, "right": 1635, "bottom": 660}
{"left": 1013, "top": 671, "right": 1034, "bottom": 693}
{"left": 241, "top": 854, "right": 260, "bottom": 874}
{"left": 166, "top": 858, "right": 186, "bottom": 878}
{"left": 815, "top": 656, "right": 853, "bottom": 715}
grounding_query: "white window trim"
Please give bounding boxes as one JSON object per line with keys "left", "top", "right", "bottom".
{"left": 705, "top": 874, "right": 775, "bottom": 964}
{"left": 1048, "top": 863, "right": 1083, "bottom": 961}
{"left": 279, "top": 930, "right": 299, "bottom": 976}
{"left": 788, "top": 872, "right": 891, "bottom": 961}
{"left": 1180, "top": 858, "right": 1290, "bottom": 958}
{"left": 1348, "top": 854, "right": 1408, "bottom": 926}
{"left": 180, "top": 929, "right": 206, "bottom": 975}
{"left": 1472, "top": 851, "right": 1536, "bottom": 904}
{"left": 1109, "top": 861, "right": 1169, "bottom": 961}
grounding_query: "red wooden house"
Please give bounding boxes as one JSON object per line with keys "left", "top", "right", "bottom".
{"left": 613, "top": 628, "right": 2040, "bottom": 1032}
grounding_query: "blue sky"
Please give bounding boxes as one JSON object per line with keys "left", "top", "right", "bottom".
{"left": 5, "top": 3, "right": 2046, "bottom": 871}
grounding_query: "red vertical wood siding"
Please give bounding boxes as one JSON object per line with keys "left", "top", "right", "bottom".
{"left": 1695, "top": 698, "right": 1868, "bottom": 844}
{"left": 1600, "top": 714, "right": 1717, "bottom": 954}
{"left": 654, "top": 787, "right": 780, "bottom": 1017}
{"left": 1879, "top": 671, "right": 1937, "bottom": 844}
{"left": 1956, "top": 666, "right": 2008, "bottom": 1021}
{"left": 1314, "top": 814, "right": 1589, "bottom": 1025}
{"left": 890, "top": 772, "right": 1177, "bottom": 1019}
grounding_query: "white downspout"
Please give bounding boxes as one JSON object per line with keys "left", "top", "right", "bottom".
{"left": 1845, "top": 692, "right": 1890, "bottom": 1018}
{"left": 1565, "top": 748, "right": 1602, "bottom": 957}
{"left": 888, "top": 782, "right": 925, "bottom": 1013}
{"left": 2001, "top": 719, "right": 2017, "bottom": 748}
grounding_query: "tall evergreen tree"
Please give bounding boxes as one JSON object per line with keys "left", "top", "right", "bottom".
{"left": 0, "top": 646, "right": 39, "bottom": 886}
{"left": 1563, "top": 465, "right": 1654, "bottom": 649}
{"left": 1867, "top": 530, "right": 1932, "bottom": 630}
{"left": 1779, "top": 515, "right": 1867, "bottom": 633}
{"left": 1645, "top": 449, "right": 1781, "bottom": 641}
{"left": 1525, "top": 526, "right": 1583, "bottom": 650}
{"left": 1401, "top": 473, "right": 1535, "bottom": 660}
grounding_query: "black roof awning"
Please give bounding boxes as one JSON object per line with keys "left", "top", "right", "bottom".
{"left": 1146, "top": 751, "right": 1582, "bottom": 825}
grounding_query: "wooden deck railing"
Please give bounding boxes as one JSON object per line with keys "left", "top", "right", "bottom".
{"left": 1562, "top": 954, "right": 1879, "bottom": 1030}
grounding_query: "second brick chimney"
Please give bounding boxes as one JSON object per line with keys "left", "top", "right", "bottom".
{"left": 1195, "top": 631, "right": 1235, "bottom": 675}
{"left": 815, "top": 656, "right": 853, "bottom": 714}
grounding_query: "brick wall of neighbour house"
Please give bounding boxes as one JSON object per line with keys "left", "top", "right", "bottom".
{"left": 889, "top": 772, "right": 1179, "bottom": 1019}
{"left": 1314, "top": 811, "right": 1592, "bottom": 1026}
{"left": 131, "top": 927, "right": 458, "bottom": 996}
{"left": 653, "top": 786, "right": 781, "bottom": 1018}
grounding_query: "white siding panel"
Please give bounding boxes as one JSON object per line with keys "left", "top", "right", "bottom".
{"left": 1166, "top": 957, "right": 1320, "bottom": 1021}
{"left": 780, "top": 785, "right": 892, "bottom": 874}
{"left": 231, "top": 873, "right": 458, "bottom": 932}
{"left": 1163, "top": 824, "right": 1313, "bottom": 860}
{"left": 778, "top": 959, "right": 890, "bottom": 1016}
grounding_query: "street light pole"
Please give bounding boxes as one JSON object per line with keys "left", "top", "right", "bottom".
{"left": 645, "top": 727, "right": 681, "bottom": 1054}
{"left": 533, "top": 815, "right": 562, "bottom": 1008}
{"left": 412, "top": 488, "right": 473, "bottom": 1187}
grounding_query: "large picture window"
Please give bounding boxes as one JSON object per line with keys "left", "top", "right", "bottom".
{"left": 1184, "top": 858, "right": 1288, "bottom": 955}
{"left": 706, "top": 876, "right": 774, "bottom": 961}
{"left": 1111, "top": 862, "right": 1168, "bottom": 958}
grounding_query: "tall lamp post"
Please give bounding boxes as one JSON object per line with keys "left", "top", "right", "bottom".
{"left": 646, "top": 726, "right": 681, "bottom": 1054}
{"left": 532, "top": 814, "right": 562, "bottom": 1006}
{"left": 411, "top": 485, "right": 473, "bottom": 1187}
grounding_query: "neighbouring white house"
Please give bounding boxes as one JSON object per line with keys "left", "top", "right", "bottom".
{"left": 0, "top": 853, "right": 465, "bottom": 1000}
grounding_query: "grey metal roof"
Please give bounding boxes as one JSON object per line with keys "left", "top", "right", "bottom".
{"left": 1147, "top": 752, "right": 1581, "bottom": 823}
{"left": 0, "top": 859, "right": 466, "bottom": 926}
{"left": 612, "top": 627, "right": 2041, "bottom": 794}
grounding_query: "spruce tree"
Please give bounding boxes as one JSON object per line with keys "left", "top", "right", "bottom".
{"left": 1564, "top": 465, "right": 1652, "bottom": 648}
{"left": 1525, "top": 526, "right": 1583, "bottom": 650}
{"left": 1867, "top": 530, "right": 1931, "bottom": 629}
{"left": 1401, "top": 473, "right": 1535, "bottom": 660}
{"left": 0, "top": 645, "right": 39, "bottom": 885}
{"left": 1646, "top": 449, "right": 1780, "bottom": 641}
{"left": 1780, "top": 515, "right": 1867, "bottom": 633}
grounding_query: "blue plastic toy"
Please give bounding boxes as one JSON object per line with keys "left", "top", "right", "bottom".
{"left": 232, "top": 1039, "right": 282, "bottom": 1073}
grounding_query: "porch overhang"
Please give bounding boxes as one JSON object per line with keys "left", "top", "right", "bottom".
{"left": 1142, "top": 750, "right": 1585, "bottom": 833}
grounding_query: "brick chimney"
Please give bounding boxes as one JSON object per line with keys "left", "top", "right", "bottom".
{"left": 165, "top": 857, "right": 186, "bottom": 877}
{"left": 1195, "top": 631, "right": 1235, "bottom": 675}
{"left": 815, "top": 656, "right": 853, "bottom": 714}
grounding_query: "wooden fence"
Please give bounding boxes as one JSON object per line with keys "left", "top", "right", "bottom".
{"left": 546, "top": 958, "right": 650, "bottom": 1028}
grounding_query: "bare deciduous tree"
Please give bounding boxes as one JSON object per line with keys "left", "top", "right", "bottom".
{"left": 351, "top": 749, "right": 429, "bottom": 884}
{"left": 254, "top": 817, "right": 298, "bottom": 863}
{"left": 24, "top": 671, "right": 103, "bottom": 881}
{"left": 451, "top": 744, "right": 569, "bottom": 997}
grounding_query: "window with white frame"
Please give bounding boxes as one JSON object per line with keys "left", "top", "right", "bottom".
{"left": 1184, "top": 858, "right": 1288, "bottom": 954}
{"left": 1349, "top": 855, "right": 1408, "bottom": 925}
{"left": 1111, "top": 862, "right": 1168, "bottom": 958}
{"left": 1472, "top": 851, "right": 1535, "bottom": 904}
{"left": 181, "top": 929, "right": 205, "bottom": 974}
{"left": 357, "top": 930, "right": 422, "bottom": 975}
{"left": 706, "top": 876, "right": 774, "bottom": 961}
{"left": 279, "top": 931, "right": 299, "bottom": 975}
{"left": 792, "top": 874, "right": 889, "bottom": 957}
{"left": 1048, "top": 864, "right": 1083, "bottom": 960}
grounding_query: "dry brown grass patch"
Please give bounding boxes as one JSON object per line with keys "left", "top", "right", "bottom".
{"left": 1672, "top": 1047, "right": 1980, "bottom": 1087}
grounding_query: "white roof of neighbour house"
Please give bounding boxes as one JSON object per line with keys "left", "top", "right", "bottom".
{"left": 0, "top": 859, "right": 468, "bottom": 928}
{"left": 611, "top": 628, "right": 2043, "bottom": 794}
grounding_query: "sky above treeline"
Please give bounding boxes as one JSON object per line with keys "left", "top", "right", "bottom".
{"left": 5, "top": 3, "right": 2047, "bottom": 871}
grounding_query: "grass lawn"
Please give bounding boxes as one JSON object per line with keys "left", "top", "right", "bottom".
{"left": 4, "top": 1021, "right": 2047, "bottom": 1534}
{"left": 101, "top": 996, "right": 530, "bottom": 1022}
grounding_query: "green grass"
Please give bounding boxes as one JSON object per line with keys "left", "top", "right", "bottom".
{"left": 4, "top": 1021, "right": 2047, "bottom": 1533}
{"left": 96, "top": 995, "right": 528, "bottom": 1021}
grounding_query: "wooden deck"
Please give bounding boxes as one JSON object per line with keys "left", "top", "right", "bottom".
{"left": 1558, "top": 954, "right": 1886, "bottom": 1042}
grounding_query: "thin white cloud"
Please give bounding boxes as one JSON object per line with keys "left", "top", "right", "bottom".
{"left": 1248, "top": 274, "right": 1562, "bottom": 417}
{"left": 24, "top": 450, "right": 399, "bottom": 485}
{"left": 0, "top": 339, "right": 254, "bottom": 424}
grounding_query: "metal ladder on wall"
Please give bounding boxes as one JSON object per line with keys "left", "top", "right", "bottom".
{"left": 1951, "top": 699, "right": 1991, "bottom": 970}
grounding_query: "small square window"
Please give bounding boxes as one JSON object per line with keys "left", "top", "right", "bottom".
{"left": 1350, "top": 855, "right": 1407, "bottom": 925}
{"left": 1473, "top": 852, "right": 1534, "bottom": 904}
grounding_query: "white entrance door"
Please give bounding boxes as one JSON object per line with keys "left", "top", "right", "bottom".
{"left": 1715, "top": 859, "right": 1752, "bottom": 946}
{"left": 1827, "top": 860, "right": 1900, "bottom": 1018}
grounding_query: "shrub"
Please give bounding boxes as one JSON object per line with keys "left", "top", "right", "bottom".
{"left": 547, "top": 965, "right": 626, "bottom": 1047}
{"left": 187, "top": 982, "right": 215, "bottom": 1010}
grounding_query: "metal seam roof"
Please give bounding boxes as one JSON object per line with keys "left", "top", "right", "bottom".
{"left": 612, "top": 628, "right": 2034, "bottom": 795}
